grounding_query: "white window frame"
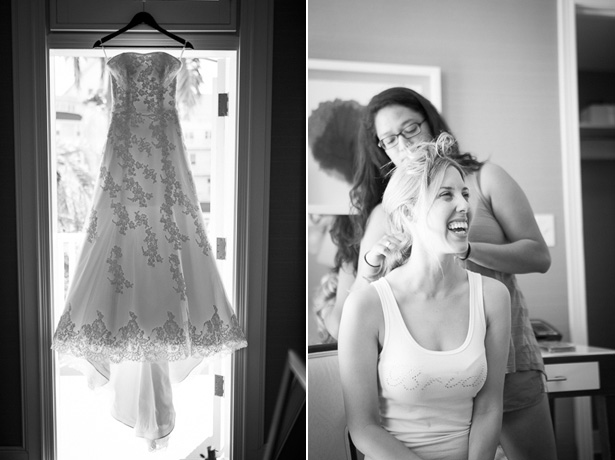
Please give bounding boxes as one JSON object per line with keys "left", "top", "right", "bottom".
{"left": 11, "top": 0, "right": 272, "bottom": 459}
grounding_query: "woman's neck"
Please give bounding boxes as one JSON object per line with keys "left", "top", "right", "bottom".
{"left": 388, "top": 243, "right": 465, "bottom": 298}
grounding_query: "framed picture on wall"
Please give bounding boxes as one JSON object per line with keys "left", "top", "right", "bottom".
{"left": 307, "top": 60, "right": 441, "bottom": 345}
{"left": 307, "top": 59, "right": 441, "bottom": 215}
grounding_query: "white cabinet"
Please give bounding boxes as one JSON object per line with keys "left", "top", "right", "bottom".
{"left": 544, "top": 362, "right": 600, "bottom": 393}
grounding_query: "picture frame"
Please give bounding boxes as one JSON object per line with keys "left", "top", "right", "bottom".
{"left": 307, "top": 59, "right": 442, "bottom": 215}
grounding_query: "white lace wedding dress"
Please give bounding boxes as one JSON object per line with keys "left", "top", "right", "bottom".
{"left": 51, "top": 51, "right": 247, "bottom": 449}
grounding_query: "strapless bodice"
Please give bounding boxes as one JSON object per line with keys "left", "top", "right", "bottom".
{"left": 107, "top": 52, "right": 181, "bottom": 115}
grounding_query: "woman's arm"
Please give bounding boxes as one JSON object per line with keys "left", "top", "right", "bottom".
{"left": 338, "top": 288, "right": 424, "bottom": 460}
{"left": 356, "top": 204, "right": 389, "bottom": 279}
{"left": 321, "top": 262, "right": 355, "bottom": 339}
{"left": 466, "top": 162, "right": 551, "bottom": 274}
{"left": 468, "top": 277, "right": 511, "bottom": 460}
{"left": 324, "top": 205, "right": 388, "bottom": 339}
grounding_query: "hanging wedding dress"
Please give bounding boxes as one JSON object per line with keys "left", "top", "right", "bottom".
{"left": 51, "top": 51, "right": 247, "bottom": 449}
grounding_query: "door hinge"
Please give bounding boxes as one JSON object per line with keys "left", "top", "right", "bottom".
{"left": 218, "top": 93, "right": 229, "bottom": 117}
{"left": 216, "top": 237, "right": 226, "bottom": 260}
{"left": 214, "top": 374, "right": 224, "bottom": 397}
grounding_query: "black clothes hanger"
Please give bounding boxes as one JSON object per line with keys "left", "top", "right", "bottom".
{"left": 93, "top": 12, "right": 194, "bottom": 49}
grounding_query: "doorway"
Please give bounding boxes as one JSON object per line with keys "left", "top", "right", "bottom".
{"left": 48, "top": 48, "right": 238, "bottom": 460}
{"left": 576, "top": 11, "right": 615, "bottom": 351}
{"left": 558, "top": 1, "right": 615, "bottom": 458}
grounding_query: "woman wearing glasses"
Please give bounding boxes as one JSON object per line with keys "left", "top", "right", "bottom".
{"left": 326, "top": 87, "right": 557, "bottom": 459}
{"left": 322, "top": 88, "right": 453, "bottom": 338}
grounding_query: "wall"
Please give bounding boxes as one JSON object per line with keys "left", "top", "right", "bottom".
{"left": 265, "top": 0, "right": 306, "bottom": 452}
{"left": 0, "top": 0, "right": 23, "bottom": 450}
{"left": 308, "top": 0, "right": 569, "bottom": 338}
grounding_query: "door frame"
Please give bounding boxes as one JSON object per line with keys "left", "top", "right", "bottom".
{"left": 557, "top": 0, "right": 592, "bottom": 457}
{"left": 11, "top": 0, "right": 273, "bottom": 459}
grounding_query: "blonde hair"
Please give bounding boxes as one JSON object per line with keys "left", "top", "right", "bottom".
{"left": 376, "top": 133, "right": 465, "bottom": 276}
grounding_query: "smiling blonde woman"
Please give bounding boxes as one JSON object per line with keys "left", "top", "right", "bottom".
{"left": 339, "top": 135, "right": 511, "bottom": 460}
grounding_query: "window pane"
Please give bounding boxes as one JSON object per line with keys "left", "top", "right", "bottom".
{"left": 50, "top": 49, "right": 237, "bottom": 460}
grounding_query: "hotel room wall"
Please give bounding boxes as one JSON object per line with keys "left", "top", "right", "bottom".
{"left": 308, "top": 0, "right": 568, "bottom": 339}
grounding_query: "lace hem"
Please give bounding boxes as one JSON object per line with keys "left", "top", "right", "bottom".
{"left": 51, "top": 305, "right": 247, "bottom": 363}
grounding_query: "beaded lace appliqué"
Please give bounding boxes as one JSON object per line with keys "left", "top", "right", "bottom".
{"left": 52, "top": 304, "right": 247, "bottom": 363}
{"left": 93, "top": 53, "right": 214, "bottom": 295}
{"left": 53, "top": 52, "right": 246, "bottom": 364}
{"left": 86, "top": 211, "right": 98, "bottom": 243}
{"left": 106, "top": 245, "right": 134, "bottom": 293}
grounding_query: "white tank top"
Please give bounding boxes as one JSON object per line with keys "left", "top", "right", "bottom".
{"left": 373, "top": 270, "right": 487, "bottom": 460}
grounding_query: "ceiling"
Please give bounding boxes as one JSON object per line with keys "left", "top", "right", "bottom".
{"left": 576, "top": 11, "right": 615, "bottom": 72}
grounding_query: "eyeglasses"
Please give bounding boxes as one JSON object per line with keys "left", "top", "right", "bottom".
{"left": 377, "top": 120, "right": 425, "bottom": 150}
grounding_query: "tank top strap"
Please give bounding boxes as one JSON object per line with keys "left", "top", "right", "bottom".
{"left": 467, "top": 270, "right": 487, "bottom": 332}
{"left": 465, "top": 170, "right": 482, "bottom": 201}
{"left": 372, "top": 278, "right": 403, "bottom": 351}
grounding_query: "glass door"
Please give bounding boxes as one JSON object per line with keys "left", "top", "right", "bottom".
{"left": 49, "top": 48, "right": 238, "bottom": 460}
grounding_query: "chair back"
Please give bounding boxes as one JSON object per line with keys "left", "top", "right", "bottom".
{"left": 308, "top": 344, "right": 360, "bottom": 460}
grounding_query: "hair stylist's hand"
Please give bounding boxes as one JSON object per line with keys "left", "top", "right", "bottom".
{"left": 363, "top": 234, "right": 402, "bottom": 269}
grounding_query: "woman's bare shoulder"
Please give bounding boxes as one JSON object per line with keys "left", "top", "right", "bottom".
{"left": 479, "top": 161, "right": 507, "bottom": 177}
{"left": 478, "top": 162, "right": 519, "bottom": 193}
{"left": 344, "top": 283, "right": 383, "bottom": 323}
